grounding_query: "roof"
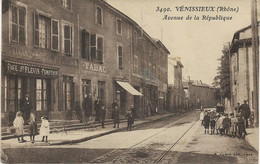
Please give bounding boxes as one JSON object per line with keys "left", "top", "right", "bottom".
{"left": 100, "top": 0, "right": 167, "bottom": 50}
{"left": 153, "top": 39, "right": 170, "bottom": 54}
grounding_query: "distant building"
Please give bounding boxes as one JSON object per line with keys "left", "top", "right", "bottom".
{"left": 230, "top": 24, "right": 260, "bottom": 113}
{"left": 167, "top": 58, "right": 185, "bottom": 112}
{"left": 183, "top": 79, "right": 217, "bottom": 109}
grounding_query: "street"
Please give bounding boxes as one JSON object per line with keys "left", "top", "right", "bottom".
{"left": 2, "top": 110, "right": 258, "bottom": 163}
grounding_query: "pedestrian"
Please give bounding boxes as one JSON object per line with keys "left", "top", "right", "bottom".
{"left": 200, "top": 110, "right": 205, "bottom": 126}
{"left": 28, "top": 112, "right": 38, "bottom": 143}
{"left": 112, "top": 99, "right": 119, "bottom": 110}
{"left": 130, "top": 105, "right": 136, "bottom": 118}
{"left": 222, "top": 114, "right": 230, "bottom": 136}
{"left": 234, "top": 103, "right": 240, "bottom": 116}
{"left": 13, "top": 111, "right": 26, "bottom": 143}
{"left": 20, "top": 93, "right": 32, "bottom": 124}
{"left": 75, "top": 102, "right": 83, "bottom": 123}
{"left": 112, "top": 105, "right": 120, "bottom": 128}
{"left": 125, "top": 110, "right": 134, "bottom": 131}
{"left": 240, "top": 100, "right": 251, "bottom": 128}
{"left": 100, "top": 105, "right": 106, "bottom": 128}
{"left": 210, "top": 111, "right": 216, "bottom": 135}
{"left": 214, "top": 113, "right": 220, "bottom": 135}
{"left": 229, "top": 113, "right": 238, "bottom": 138}
{"left": 237, "top": 114, "right": 246, "bottom": 139}
{"left": 82, "top": 94, "right": 92, "bottom": 122}
{"left": 94, "top": 97, "right": 102, "bottom": 122}
{"left": 40, "top": 116, "right": 50, "bottom": 143}
{"left": 216, "top": 113, "right": 225, "bottom": 135}
{"left": 203, "top": 112, "right": 210, "bottom": 134}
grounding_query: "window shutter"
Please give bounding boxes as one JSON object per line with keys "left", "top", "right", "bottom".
{"left": 118, "top": 46, "right": 123, "bottom": 68}
{"left": 90, "top": 34, "right": 96, "bottom": 60}
{"left": 18, "top": 8, "right": 26, "bottom": 44}
{"left": 34, "top": 12, "right": 39, "bottom": 47}
{"left": 51, "top": 19, "right": 59, "bottom": 51}
{"left": 97, "top": 37, "right": 103, "bottom": 62}
{"left": 81, "top": 29, "right": 86, "bottom": 59}
{"left": 85, "top": 31, "right": 90, "bottom": 60}
{"left": 70, "top": 26, "right": 73, "bottom": 55}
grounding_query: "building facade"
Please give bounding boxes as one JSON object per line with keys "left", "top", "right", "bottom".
{"left": 167, "top": 57, "right": 185, "bottom": 112}
{"left": 1, "top": 0, "right": 169, "bottom": 125}
{"left": 230, "top": 24, "right": 260, "bottom": 113}
{"left": 183, "top": 79, "right": 217, "bottom": 109}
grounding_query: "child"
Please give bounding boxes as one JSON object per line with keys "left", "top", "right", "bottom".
{"left": 40, "top": 116, "right": 50, "bottom": 143}
{"left": 28, "top": 112, "right": 38, "bottom": 143}
{"left": 222, "top": 114, "right": 230, "bottom": 136}
{"left": 112, "top": 106, "right": 120, "bottom": 128}
{"left": 125, "top": 110, "right": 134, "bottom": 131}
{"left": 203, "top": 112, "right": 210, "bottom": 134}
{"left": 210, "top": 112, "right": 216, "bottom": 135}
{"left": 229, "top": 113, "right": 238, "bottom": 138}
{"left": 216, "top": 113, "right": 225, "bottom": 135}
{"left": 237, "top": 114, "right": 246, "bottom": 139}
{"left": 13, "top": 111, "right": 26, "bottom": 143}
{"left": 100, "top": 106, "right": 106, "bottom": 128}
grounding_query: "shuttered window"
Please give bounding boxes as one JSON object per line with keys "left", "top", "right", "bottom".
{"left": 63, "top": 23, "right": 73, "bottom": 55}
{"left": 81, "top": 29, "right": 90, "bottom": 60}
{"left": 51, "top": 20, "right": 59, "bottom": 51}
{"left": 118, "top": 45, "right": 123, "bottom": 69}
{"left": 116, "top": 18, "right": 122, "bottom": 34}
{"left": 90, "top": 34, "right": 96, "bottom": 60}
{"left": 11, "top": 4, "right": 26, "bottom": 44}
{"left": 97, "top": 36, "right": 103, "bottom": 63}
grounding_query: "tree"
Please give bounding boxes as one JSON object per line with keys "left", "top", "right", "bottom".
{"left": 213, "top": 44, "right": 231, "bottom": 101}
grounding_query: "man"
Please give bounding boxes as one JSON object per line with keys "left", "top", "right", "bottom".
{"left": 240, "top": 100, "right": 251, "bottom": 128}
{"left": 82, "top": 94, "right": 92, "bottom": 120}
{"left": 234, "top": 103, "right": 240, "bottom": 116}
{"left": 112, "top": 99, "right": 118, "bottom": 111}
{"left": 94, "top": 97, "right": 102, "bottom": 121}
{"left": 100, "top": 106, "right": 106, "bottom": 128}
{"left": 20, "top": 93, "right": 32, "bottom": 124}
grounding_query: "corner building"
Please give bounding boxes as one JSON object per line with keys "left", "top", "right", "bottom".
{"left": 1, "top": 0, "right": 169, "bottom": 124}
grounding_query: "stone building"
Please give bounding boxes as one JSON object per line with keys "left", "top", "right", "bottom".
{"left": 230, "top": 24, "right": 260, "bottom": 113}
{"left": 167, "top": 57, "right": 185, "bottom": 112}
{"left": 183, "top": 79, "right": 217, "bottom": 109}
{"left": 1, "top": 0, "right": 169, "bottom": 124}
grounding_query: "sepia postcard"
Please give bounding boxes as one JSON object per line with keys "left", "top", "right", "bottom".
{"left": 1, "top": 0, "right": 259, "bottom": 163}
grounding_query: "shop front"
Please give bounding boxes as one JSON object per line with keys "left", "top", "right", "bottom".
{"left": 2, "top": 60, "right": 59, "bottom": 124}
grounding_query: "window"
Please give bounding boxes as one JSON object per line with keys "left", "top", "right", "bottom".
{"left": 96, "top": 6, "right": 103, "bottom": 25}
{"left": 116, "top": 18, "right": 122, "bottom": 35}
{"left": 149, "top": 63, "right": 152, "bottom": 78}
{"left": 34, "top": 13, "right": 59, "bottom": 51}
{"left": 36, "top": 79, "right": 48, "bottom": 111}
{"left": 133, "top": 55, "right": 138, "bottom": 74}
{"left": 11, "top": 4, "right": 26, "bottom": 44}
{"left": 82, "top": 79, "right": 91, "bottom": 97}
{"left": 63, "top": 76, "right": 74, "bottom": 110}
{"left": 62, "top": 0, "right": 71, "bottom": 10}
{"left": 90, "top": 34, "right": 103, "bottom": 63}
{"left": 118, "top": 45, "right": 123, "bottom": 69}
{"left": 62, "top": 22, "right": 73, "bottom": 55}
{"left": 81, "top": 29, "right": 90, "bottom": 60}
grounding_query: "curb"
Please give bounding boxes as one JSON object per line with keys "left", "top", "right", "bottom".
{"left": 49, "top": 113, "right": 178, "bottom": 146}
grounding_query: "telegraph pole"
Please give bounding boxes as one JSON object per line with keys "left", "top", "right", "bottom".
{"left": 251, "top": 0, "right": 259, "bottom": 127}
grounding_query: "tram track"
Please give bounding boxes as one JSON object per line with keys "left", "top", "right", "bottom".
{"left": 89, "top": 110, "right": 199, "bottom": 163}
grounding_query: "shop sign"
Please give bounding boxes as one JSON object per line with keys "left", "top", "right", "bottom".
{"left": 5, "top": 61, "right": 59, "bottom": 77}
{"left": 82, "top": 61, "right": 108, "bottom": 74}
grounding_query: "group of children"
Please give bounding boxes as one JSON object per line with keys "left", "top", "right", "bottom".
{"left": 201, "top": 110, "right": 247, "bottom": 139}
{"left": 13, "top": 111, "right": 50, "bottom": 143}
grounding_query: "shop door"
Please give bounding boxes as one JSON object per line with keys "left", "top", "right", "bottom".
{"left": 120, "top": 90, "right": 127, "bottom": 115}
{"left": 98, "top": 81, "right": 106, "bottom": 104}
{"left": 134, "top": 86, "right": 140, "bottom": 118}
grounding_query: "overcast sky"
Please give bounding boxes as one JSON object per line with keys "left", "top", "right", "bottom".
{"left": 107, "top": 0, "right": 252, "bottom": 85}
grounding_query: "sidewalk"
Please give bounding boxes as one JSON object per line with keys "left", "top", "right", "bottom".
{"left": 245, "top": 127, "right": 259, "bottom": 152}
{"left": 1, "top": 112, "right": 179, "bottom": 148}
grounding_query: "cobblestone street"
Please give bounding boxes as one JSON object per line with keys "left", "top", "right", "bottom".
{"left": 2, "top": 109, "right": 258, "bottom": 163}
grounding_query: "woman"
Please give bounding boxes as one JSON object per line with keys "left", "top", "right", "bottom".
{"left": 13, "top": 111, "right": 26, "bottom": 143}
{"left": 28, "top": 112, "right": 38, "bottom": 143}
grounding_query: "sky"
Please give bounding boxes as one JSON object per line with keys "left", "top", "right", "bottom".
{"left": 107, "top": 0, "right": 252, "bottom": 85}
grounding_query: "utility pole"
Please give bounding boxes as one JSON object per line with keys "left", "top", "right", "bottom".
{"left": 251, "top": 0, "right": 259, "bottom": 127}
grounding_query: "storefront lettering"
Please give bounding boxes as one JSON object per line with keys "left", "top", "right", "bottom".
{"left": 83, "top": 62, "right": 108, "bottom": 73}
{"left": 61, "top": 57, "right": 78, "bottom": 66}
{"left": 6, "top": 62, "right": 59, "bottom": 77}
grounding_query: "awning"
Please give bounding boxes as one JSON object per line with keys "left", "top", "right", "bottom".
{"left": 116, "top": 81, "right": 143, "bottom": 96}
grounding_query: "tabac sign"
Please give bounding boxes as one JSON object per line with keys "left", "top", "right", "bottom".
{"left": 82, "top": 61, "right": 108, "bottom": 74}
{"left": 4, "top": 60, "right": 59, "bottom": 78}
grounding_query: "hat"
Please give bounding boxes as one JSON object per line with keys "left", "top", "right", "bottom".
{"left": 230, "top": 113, "right": 234, "bottom": 116}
